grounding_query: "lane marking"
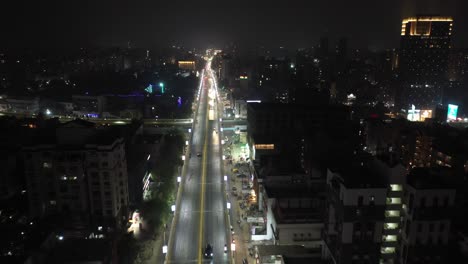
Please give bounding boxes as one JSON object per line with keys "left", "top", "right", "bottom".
{"left": 198, "top": 75, "right": 210, "bottom": 264}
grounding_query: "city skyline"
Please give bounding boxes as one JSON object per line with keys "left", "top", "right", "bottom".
{"left": 2, "top": 2, "right": 468, "bottom": 264}
{"left": 1, "top": 0, "right": 468, "bottom": 50}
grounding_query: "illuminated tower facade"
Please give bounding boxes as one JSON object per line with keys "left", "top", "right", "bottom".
{"left": 399, "top": 16, "right": 453, "bottom": 110}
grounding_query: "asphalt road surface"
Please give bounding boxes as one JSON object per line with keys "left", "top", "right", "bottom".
{"left": 167, "top": 61, "right": 229, "bottom": 264}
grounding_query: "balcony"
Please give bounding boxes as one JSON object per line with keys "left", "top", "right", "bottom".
{"left": 386, "top": 198, "right": 401, "bottom": 205}
{"left": 390, "top": 184, "right": 402, "bottom": 192}
{"left": 383, "top": 223, "right": 399, "bottom": 230}
{"left": 381, "top": 235, "right": 398, "bottom": 247}
{"left": 385, "top": 210, "right": 400, "bottom": 217}
{"left": 380, "top": 246, "right": 397, "bottom": 259}
{"left": 383, "top": 223, "right": 400, "bottom": 235}
{"left": 381, "top": 247, "right": 396, "bottom": 254}
{"left": 384, "top": 210, "right": 401, "bottom": 222}
{"left": 386, "top": 198, "right": 402, "bottom": 210}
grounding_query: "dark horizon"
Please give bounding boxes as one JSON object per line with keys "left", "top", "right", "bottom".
{"left": 1, "top": 0, "right": 467, "bottom": 51}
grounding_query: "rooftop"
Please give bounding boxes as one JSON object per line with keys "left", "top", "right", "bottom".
{"left": 329, "top": 162, "right": 387, "bottom": 189}
{"left": 46, "top": 238, "right": 114, "bottom": 264}
{"left": 264, "top": 183, "right": 318, "bottom": 199}
{"left": 407, "top": 167, "right": 457, "bottom": 189}
{"left": 257, "top": 245, "right": 324, "bottom": 264}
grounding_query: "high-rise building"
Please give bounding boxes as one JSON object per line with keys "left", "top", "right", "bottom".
{"left": 398, "top": 16, "right": 453, "bottom": 110}
{"left": 400, "top": 167, "right": 456, "bottom": 264}
{"left": 23, "top": 119, "right": 129, "bottom": 228}
{"left": 323, "top": 164, "right": 389, "bottom": 264}
{"left": 323, "top": 156, "right": 406, "bottom": 264}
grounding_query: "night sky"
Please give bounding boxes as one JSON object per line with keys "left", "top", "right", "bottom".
{"left": 2, "top": 0, "right": 467, "bottom": 50}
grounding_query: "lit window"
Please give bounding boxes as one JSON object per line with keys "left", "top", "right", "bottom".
{"left": 385, "top": 210, "right": 400, "bottom": 217}
{"left": 384, "top": 223, "right": 399, "bottom": 230}
{"left": 381, "top": 247, "right": 395, "bottom": 254}
{"left": 254, "top": 144, "right": 274, "bottom": 150}
{"left": 382, "top": 235, "right": 397, "bottom": 242}
{"left": 386, "top": 197, "right": 402, "bottom": 205}
{"left": 390, "top": 184, "right": 402, "bottom": 191}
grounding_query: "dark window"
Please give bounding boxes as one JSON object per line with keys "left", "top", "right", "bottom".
{"left": 443, "top": 196, "right": 449, "bottom": 207}
{"left": 409, "top": 193, "right": 414, "bottom": 213}
{"left": 420, "top": 197, "right": 426, "bottom": 208}
{"left": 60, "top": 185, "right": 68, "bottom": 192}
{"left": 369, "top": 196, "right": 375, "bottom": 206}
{"left": 367, "top": 222, "right": 374, "bottom": 232}
{"left": 417, "top": 223, "right": 423, "bottom": 232}
{"left": 358, "top": 196, "right": 363, "bottom": 206}
{"left": 405, "top": 220, "right": 411, "bottom": 236}
{"left": 438, "top": 237, "right": 444, "bottom": 245}
{"left": 57, "top": 166, "right": 66, "bottom": 174}
{"left": 354, "top": 222, "right": 362, "bottom": 231}
{"left": 433, "top": 197, "right": 439, "bottom": 207}
{"left": 429, "top": 223, "right": 434, "bottom": 232}
{"left": 439, "top": 223, "right": 445, "bottom": 232}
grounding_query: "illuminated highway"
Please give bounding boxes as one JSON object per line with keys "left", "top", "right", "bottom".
{"left": 166, "top": 60, "right": 230, "bottom": 263}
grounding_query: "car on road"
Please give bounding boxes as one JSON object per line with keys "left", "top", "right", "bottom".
{"left": 204, "top": 244, "right": 213, "bottom": 258}
{"left": 232, "top": 187, "right": 237, "bottom": 191}
{"left": 197, "top": 152, "right": 202, "bottom": 157}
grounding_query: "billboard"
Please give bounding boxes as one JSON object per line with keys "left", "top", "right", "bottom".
{"left": 407, "top": 105, "right": 433, "bottom": 122}
{"left": 407, "top": 105, "right": 420, "bottom": 121}
{"left": 447, "top": 104, "right": 458, "bottom": 121}
{"left": 420, "top": 110, "right": 432, "bottom": 121}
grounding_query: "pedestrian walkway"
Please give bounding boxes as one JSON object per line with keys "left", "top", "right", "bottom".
{"left": 224, "top": 137, "right": 258, "bottom": 264}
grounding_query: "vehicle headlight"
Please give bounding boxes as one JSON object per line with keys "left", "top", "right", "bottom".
{"left": 211, "top": 253, "right": 213, "bottom": 256}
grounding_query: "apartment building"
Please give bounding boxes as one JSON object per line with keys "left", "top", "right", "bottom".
{"left": 400, "top": 167, "right": 456, "bottom": 264}
{"left": 323, "top": 154, "right": 407, "bottom": 264}
{"left": 23, "top": 119, "right": 129, "bottom": 228}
